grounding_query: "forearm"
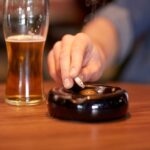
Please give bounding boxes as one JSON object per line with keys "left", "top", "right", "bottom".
{"left": 82, "top": 17, "right": 119, "bottom": 67}
{"left": 90, "top": 0, "right": 150, "bottom": 63}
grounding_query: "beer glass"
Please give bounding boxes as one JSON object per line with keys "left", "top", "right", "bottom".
{"left": 3, "top": 0, "right": 49, "bottom": 106}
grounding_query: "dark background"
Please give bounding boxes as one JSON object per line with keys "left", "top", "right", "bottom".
{"left": 0, "top": 0, "right": 113, "bottom": 82}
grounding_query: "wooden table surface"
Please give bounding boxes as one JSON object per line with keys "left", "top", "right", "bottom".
{"left": 0, "top": 81, "right": 150, "bottom": 150}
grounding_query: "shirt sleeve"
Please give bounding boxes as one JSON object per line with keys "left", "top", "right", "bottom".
{"left": 96, "top": 0, "right": 150, "bottom": 62}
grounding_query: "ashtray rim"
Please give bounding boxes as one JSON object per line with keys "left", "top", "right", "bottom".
{"left": 47, "top": 84, "right": 129, "bottom": 122}
{"left": 49, "top": 84, "right": 128, "bottom": 104}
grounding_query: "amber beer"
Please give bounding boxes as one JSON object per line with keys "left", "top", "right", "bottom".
{"left": 5, "top": 35, "right": 45, "bottom": 106}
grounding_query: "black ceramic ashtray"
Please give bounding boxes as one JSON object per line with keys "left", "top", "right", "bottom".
{"left": 47, "top": 84, "right": 129, "bottom": 122}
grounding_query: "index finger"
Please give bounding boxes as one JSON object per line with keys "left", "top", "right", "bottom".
{"left": 70, "top": 33, "right": 93, "bottom": 77}
{"left": 60, "top": 34, "right": 74, "bottom": 89}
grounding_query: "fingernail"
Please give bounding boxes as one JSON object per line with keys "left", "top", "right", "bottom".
{"left": 63, "top": 78, "right": 73, "bottom": 89}
{"left": 70, "top": 67, "right": 77, "bottom": 77}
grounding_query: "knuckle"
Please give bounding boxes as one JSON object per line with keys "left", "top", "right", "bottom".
{"left": 53, "top": 41, "right": 61, "bottom": 50}
{"left": 76, "top": 33, "right": 89, "bottom": 41}
{"left": 62, "top": 34, "right": 73, "bottom": 42}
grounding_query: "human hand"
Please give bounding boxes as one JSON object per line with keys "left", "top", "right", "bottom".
{"left": 47, "top": 33, "right": 107, "bottom": 89}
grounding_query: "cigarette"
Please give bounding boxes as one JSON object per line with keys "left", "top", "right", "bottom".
{"left": 74, "top": 77, "right": 85, "bottom": 89}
